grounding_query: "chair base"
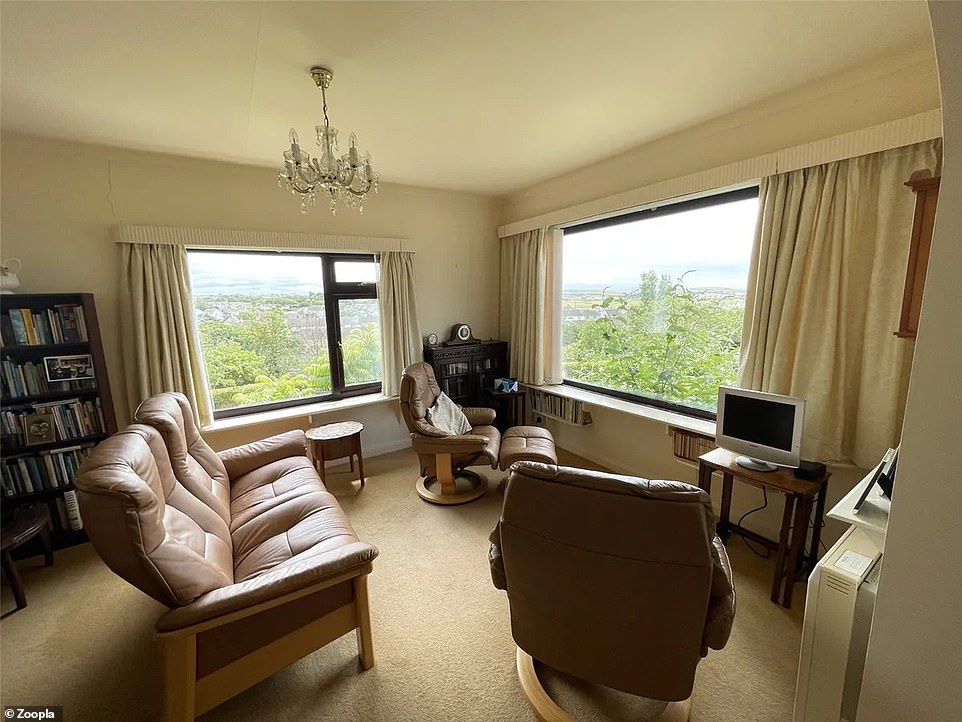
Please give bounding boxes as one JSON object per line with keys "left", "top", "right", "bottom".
{"left": 416, "top": 469, "right": 486, "bottom": 505}
{"left": 515, "top": 647, "right": 691, "bottom": 722}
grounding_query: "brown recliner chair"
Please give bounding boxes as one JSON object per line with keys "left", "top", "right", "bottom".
{"left": 489, "top": 462, "right": 736, "bottom": 721}
{"left": 399, "top": 361, "right": 501, "bottom": 505}
{"left": 75, "top": 393, "right": 377, "bottom": 721}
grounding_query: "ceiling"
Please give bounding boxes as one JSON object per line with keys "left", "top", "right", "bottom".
{"left": 0, "top": 1, "right": 935, "bottom": 197}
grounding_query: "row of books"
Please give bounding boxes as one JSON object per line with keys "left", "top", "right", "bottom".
{"left": 0, "top": 397, "right": 106, "bottom": 447}
{"left": 530, "top": 390, "right": 593, "bottom": 425}
{"left": 1, "top": 444, "right": 93, "bottom": 497}
{"left": 1, "top": 304, "right": 88, "bottom": 346}
{"left": 1, "top": 357, "right": 97, "bottom": 399}
{"left": 671, "top": 427, "right": 716, "bottom": 462}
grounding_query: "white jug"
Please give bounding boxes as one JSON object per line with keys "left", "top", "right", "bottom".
{"left": 0, "top": 258, "right": 22, "bottom": 294}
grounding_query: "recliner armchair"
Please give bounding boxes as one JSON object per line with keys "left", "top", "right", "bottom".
{"left": 490, "top": 462, "right": 735, "bottom": 721}
{"left": 399, "top": 362, "right": 501, "bottom": 504}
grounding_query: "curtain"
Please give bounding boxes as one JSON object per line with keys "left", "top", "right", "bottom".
{"left": 739, "top": 139, "right": 942, "bottom": 467}
{"left": 119, "top": 243, "right": 214, "bottom": 426}
{"left": 499, "top": 228, "right": 563, "bottom": 385}
{"left": 377, "top": 251, "right": 422, "bottom": 396}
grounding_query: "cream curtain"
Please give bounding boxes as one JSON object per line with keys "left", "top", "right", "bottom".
{"left": 739, "top": 139, "right": 942, "bottom": 467}
{"left": 499, "top": 228, "right": 563, "bottom": 385}
{"left": 377, "top": 251, "right": 422, "bottom": 396}
{"left": 119, "top": 243, "right": 214, "bottom": 426}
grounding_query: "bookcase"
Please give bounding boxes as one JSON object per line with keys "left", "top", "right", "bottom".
{"left": 528, "top": 387, "right": 593, "bottom": 426}
{"left": 0, "top": 293, "right": 117, "bottom": 550}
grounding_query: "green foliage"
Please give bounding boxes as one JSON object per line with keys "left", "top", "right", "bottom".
{"left": 563, "top": 272, "right": 743, "bottom": 411}
{"left": 196, "top": 297, "right": 379, "bottom": 411}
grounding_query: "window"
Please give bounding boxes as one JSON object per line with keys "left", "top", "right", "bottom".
{"left": 187, "top": 250, "right": 381, "bottom": 418}
{"left": 562, "top": 188, "right": 759, "bottom": 418}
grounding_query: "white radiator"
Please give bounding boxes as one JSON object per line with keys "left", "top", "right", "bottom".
{"left": 793, "top": 526, "right": 882, "bottom": 722}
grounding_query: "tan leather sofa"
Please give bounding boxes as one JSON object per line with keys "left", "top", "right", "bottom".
{"left": 489, "top": 462, "right": 735, "bottom": 721}
{"left": 75, "top": 392, "right": 377, "bottom": 722}
{"left": 399, "top": 361, "right": 501, "bottom": 504}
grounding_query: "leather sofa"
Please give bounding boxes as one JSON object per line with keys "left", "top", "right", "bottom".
{"left": 490, "top": 461, "right": 735, "bottom": 720}
{"left": 75, "top": 392, "right": 378, "bottom": 721}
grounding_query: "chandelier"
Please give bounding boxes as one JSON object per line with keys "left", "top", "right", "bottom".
{"left": 278, "top": 67, "right": 379, "bottom": 214}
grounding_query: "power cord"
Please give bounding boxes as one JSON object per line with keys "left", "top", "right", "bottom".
{"left": 734, "top": 488, "right": 771, "bottom": 558}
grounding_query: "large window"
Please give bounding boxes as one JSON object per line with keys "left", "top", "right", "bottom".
{"left": 562, "top": 188, "right": 759, "bottom": 417}
{"left": 187, "top": 250, "right": 381, "bottom": 418}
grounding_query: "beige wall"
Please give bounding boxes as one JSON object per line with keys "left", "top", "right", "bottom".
{"left": 0, "top": 134, "right": 500, "bottom": 451}
{"left": 501, "top": 44, "right": 940, "bottom": 224}
{"left": 858, "top": 5, "right": 962, "bottom": 718}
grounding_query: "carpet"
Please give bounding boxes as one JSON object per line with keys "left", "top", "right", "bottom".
{"left": 0, "top": 448, "right": 804, "bottom": 721}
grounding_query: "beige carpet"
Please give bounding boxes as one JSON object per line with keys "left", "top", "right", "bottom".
{"left": 0, "top": 448, "right": 804, "bottom": 721}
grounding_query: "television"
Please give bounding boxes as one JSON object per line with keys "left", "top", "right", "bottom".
{"left": 715, "top": 386, "right": 805, "bottom": 471}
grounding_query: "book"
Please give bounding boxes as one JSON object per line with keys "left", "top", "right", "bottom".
{"left": 7, "top": 310, "right": 28, "bottom": 344}
{"left": 63, "top": 489, "right": 84, "bottom": 530}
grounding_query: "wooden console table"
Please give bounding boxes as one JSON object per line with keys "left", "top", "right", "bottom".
{"left": 697, "top": 448, "right": 829, "bottom": 609}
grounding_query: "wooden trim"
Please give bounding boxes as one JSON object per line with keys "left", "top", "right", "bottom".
{"left": 194, "top": 603, "right": 358, "bottom": 716}
{"left": 436, "top": 453, "right": 456, "bottom": 496}
{"left": 154, "top": 565, "right": 372, "bottom": 637}
{"left": 515, "top": 647, "right": 690, "bottom": 722}
{"left": 354, "top": 575, "right": 375, "bottom": 670}
{"left": 158, "top": 632, "right": 196, "bottom": 722}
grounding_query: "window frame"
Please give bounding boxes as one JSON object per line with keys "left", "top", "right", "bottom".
{"left": 561, "top": 185, "right": 760, "bottom": 421}
{"left": 187, "top": 249, "right": 381, "bottom": 420}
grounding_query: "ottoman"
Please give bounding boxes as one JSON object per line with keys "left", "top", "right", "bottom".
{"left": 499, "top": 426, "right": 558, "bottom": 470}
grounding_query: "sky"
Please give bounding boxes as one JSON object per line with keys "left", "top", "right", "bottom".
{"left": 188, "top": 252, "right": 375, "bottom": 295}
{"left": 563, "top": 196, "right": 759, "bottom": 290}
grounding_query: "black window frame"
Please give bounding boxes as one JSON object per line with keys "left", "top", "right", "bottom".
{"left": 561, "top": 185, "right": 760, "bottom": 421}
{"left": 187, "top": 249, "right": 381, "bottom": 420}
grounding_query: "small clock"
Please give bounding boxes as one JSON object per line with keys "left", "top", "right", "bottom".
{"left": 426, "top": 332, "right": 439, "bottom": 346}
{"left": 444, "top": 323, "right": 477, "bottom": 345}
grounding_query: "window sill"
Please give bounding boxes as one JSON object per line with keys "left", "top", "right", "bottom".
{"left": 202, "top": 392, "right": 395, "bottom": 433}
{"left": 523, "top": 383, "right": 716, "bottom": 436}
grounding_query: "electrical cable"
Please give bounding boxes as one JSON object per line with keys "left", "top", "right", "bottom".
{"left": 734, "top": 487, "right": 771, "bottom": 558}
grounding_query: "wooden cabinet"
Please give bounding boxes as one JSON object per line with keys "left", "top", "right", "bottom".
{"left": 423, "top": 340, "right": 508, "bottom": 407}
{"left": 896, "top": 171, "right": 940, "bottom": 338}
{"left": 1, "top": 293, "right": 117, "bottom": 551}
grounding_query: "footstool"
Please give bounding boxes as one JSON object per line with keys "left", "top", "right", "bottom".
{"left": 499, "top": 426, "right": 557, "bottom": 470}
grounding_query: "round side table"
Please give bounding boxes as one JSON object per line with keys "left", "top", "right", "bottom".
{"left": 306, "top": 421, "right": 365, "bottom": 486}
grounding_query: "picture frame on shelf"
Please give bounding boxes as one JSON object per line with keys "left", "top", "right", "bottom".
{"left": 43, "top": 353, "right": 94, "bottom": 382}
{"left": 22, "top": 413, "right": 56, "bottom": 446}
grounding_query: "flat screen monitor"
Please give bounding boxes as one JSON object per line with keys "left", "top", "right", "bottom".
{"left": 715, "top": 386, "right": 805, "bottom": 471}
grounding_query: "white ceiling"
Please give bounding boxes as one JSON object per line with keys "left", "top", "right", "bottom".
{"left": 0, "top": 1, "right": 935, "bottom": 196}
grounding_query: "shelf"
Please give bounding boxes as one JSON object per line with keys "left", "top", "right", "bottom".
{"left": 2, "top": 388, "right": 99, "bottom": 405}
{"left": 1, "top": 341, "right": 91, "bottom": 353}
{"left": 828, "top": 463, "right": 891, "bottom": 547}
{"left": 4, "top": 484, "right": 77, "bottom": 503}
{"left": 2, "top": 433, "right": 106, "bottom": 457}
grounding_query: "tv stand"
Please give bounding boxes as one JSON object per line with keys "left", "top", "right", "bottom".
{"left": 698, "top": 448, "right": 830, "bottom": 608}
{"left": 735, "top": 455, "right": 778, "bottom": 472}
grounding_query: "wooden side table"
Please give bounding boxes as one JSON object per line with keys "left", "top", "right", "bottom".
{"left": 697, "top": 448, "right": 829, "bottom": 609}
{"left": 1, "top": 506, "right": 54, "bottom": 613}
{"left": 306, "top": 421, "right": 365, "bottom": 487}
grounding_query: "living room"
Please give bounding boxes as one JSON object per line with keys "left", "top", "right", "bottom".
{"left": 1, "top": 2, "right": 960, "bottom": 721}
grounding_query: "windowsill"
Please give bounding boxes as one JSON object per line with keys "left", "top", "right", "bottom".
{"left": 202, "top": 392, "right": 395, "bottom": 433}
{"left": 523, "top": 383, "right": 716, "bottom": 436}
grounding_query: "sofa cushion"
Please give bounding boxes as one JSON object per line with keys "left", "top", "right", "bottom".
{"left": 134, "top": 392, "right": 231, "bottom": 525}
{"left": 229, "top": 456, "right": 327, "bottom": 525}
{"left": 230, "top": 489, "right": 360, "bottom": 583}
{"left": 75, "top": 425, "right": 234, "bottom": 606}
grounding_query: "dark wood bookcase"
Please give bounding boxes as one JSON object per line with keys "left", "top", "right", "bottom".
{"left": 0, "top": 293, "right": 117, "bottom": 552}
{"left": 423, "top": 340, "right": 510, "bottom": 427}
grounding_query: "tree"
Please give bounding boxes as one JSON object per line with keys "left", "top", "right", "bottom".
{"left": 341, "top": 323, "right": 382, "bottom": 385}
{"left": 563, "top": 272, "right": 742, "bottom": 410}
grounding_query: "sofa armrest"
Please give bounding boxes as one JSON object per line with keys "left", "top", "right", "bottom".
{"left": 462, "top": 406, "right": 496, "bottom": 426}
{"left": 703, "top": 534, "right": 736, "bottom": 652}
{"left": 155, "top": 540, "right": 378, "bottom": 632}
{"left": 412, "top": 434, "right": 490, "bottom": 455}
{"left": 217, "top": 430, "right": 308, "bottom": 480}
